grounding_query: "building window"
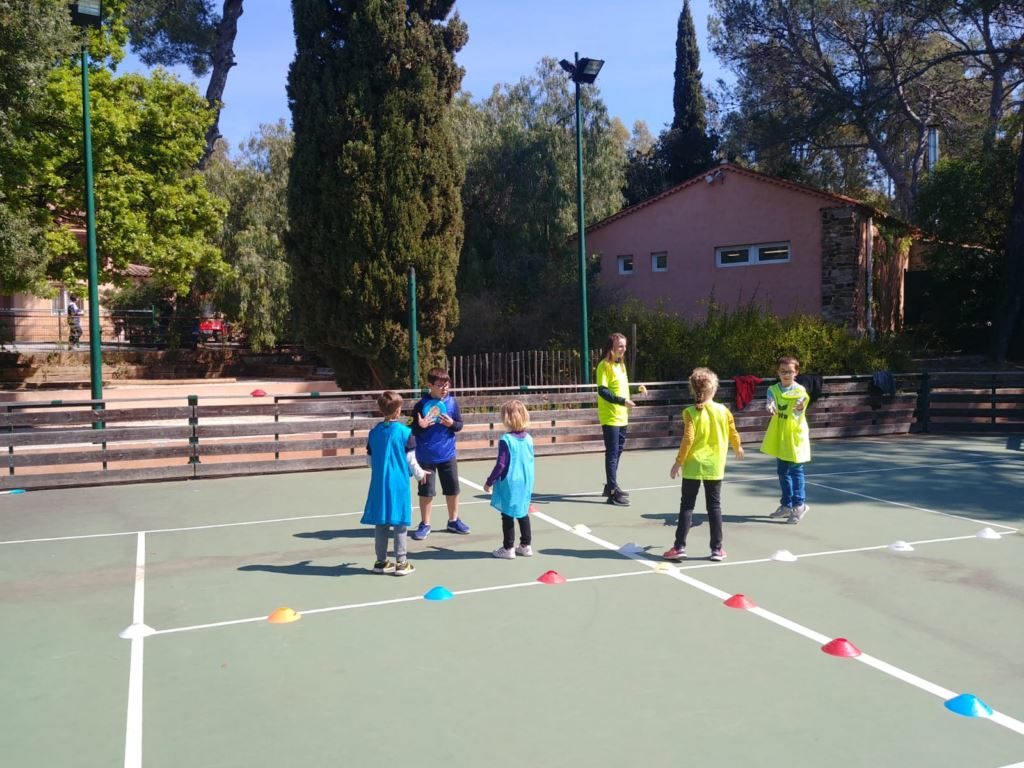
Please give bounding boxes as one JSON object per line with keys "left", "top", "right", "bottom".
{"left": 617, "top": 255, "right": 634, "bottom": 275}
{"left": 716, "top": 242, "right": 791, "bottom": 268}
{"left": 651, "top": 252, "right": 668, "bottom": 272}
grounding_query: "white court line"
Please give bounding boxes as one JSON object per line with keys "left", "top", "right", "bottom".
{"left": 124, "top": 533, "right": 146, "bottom": 768}
{"left": 806, "top": 481, "right": 1020, "bottom": 533}
{"left": 0, "top": 500, "right": 495, "bottom": 546}
{"left": 148, "top": 568, "right": 652, "bottom": 637}
{"left": 994, "top": 761, "right": 1024, "bottom": 767}
{"left": 527, "top": 456, "right": 1019, "bottom": 500}
{"left": 463, "top": 476, "right": 1024, "bottom": 738}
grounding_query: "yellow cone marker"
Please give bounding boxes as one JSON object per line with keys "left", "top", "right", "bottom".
{"left": 267, "top": 606, "right": 301, "bottom": 624}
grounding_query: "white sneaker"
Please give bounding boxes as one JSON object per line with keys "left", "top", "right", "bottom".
{"left": 492, "top": 547, "right": 515, "bottom": 559}
{"left": 770, "top": 505, "right": 792, "bottom": 519}
{"left": 515, "top": 544, "right": 534, "bottom": 557}
{"left": 788, "top": 504, "right": 809, "bottom": 524}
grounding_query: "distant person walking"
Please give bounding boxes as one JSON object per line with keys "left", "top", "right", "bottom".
{"left": 66, "top": 295, "right": 82, "bottom": 348}
{"left": 596, "top": 332, "right": 645, "bottom": 506}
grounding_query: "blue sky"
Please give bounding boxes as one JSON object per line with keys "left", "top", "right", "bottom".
{"left": 123, "top": 0, "right": 729, "bottom": 153}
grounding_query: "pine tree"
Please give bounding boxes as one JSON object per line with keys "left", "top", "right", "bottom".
{"left": 286, "top": 0, "right": 467, "bottom": 386}
{"left": 664, "top": 0, "right": 714, "bottom": 184}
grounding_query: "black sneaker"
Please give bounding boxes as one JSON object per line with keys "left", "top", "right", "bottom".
{"left": 602, "top": 484, "right": 630, "bottom": 498}
{"left": 607, "top": 491, "right": 630, "bottom": 507}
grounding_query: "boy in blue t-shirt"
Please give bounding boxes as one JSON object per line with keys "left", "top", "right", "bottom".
{"left": 410, "top": 368, "right": 468, "bottom": 540}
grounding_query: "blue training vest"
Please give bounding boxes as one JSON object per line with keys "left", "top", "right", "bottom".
{"left": 490, "top": 433, "right": 535, "bottom": 519}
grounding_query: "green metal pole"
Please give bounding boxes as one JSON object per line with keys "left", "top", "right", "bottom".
{"left": 409, "top": 266, "right": 418, "bottom": 391}
{"left": 81, "top": 45, "right": 103, "bottom": 401}
{"left": 574, "top": 52, "right": 590, "bottom": 385}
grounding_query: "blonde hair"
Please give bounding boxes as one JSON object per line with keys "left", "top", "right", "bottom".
{"left": 778, "top": 355, "right": 801, "bottom": 372}
{"left": 376, "top": 390, "right": 403, "bottom": 418}
{"left": 500, "top": 399, "right": 530, "bottom": 432}
{"left": 689, "top": 367, "right": 719, "bottom": 409}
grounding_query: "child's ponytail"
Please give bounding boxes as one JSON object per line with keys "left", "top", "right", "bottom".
{"left": 688, "top": 367, "right": 719, "bottom": 410}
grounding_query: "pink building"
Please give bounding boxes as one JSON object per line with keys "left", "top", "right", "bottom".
{"left": 587, "top": 163, "right": 894, "bottom": 332}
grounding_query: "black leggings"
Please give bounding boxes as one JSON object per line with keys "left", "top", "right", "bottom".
{"left": 501, "top": 514, "right": 532, "bottom": 549}
{"left": 673, "top": 479, "right": 723, "bottom": 551}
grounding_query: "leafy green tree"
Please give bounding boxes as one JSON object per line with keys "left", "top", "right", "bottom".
{"left": 205, "top": 121, "right": 293, "bottom": 350}
{"left": 914, "top": 146, "right": 1014, "bottom": 350}
{"left": 125, "top": 0, "right": 244, "bottom": 168}
{"left": 0, "top": 2, "right": 77, "bottom": 294}
{"left": 287, "top": 0, "right": 467, "bottom": 387}
{"left": 623, "top": 120, "right": 668, "bottom": 207}
{"left": 1, "top": 1, "right": 225, "bottom": 298}
{"left": 663, "top": 0, "right": 716, "bottom": 184}
{"left": 709, "top": 0, "right": 1015, "bottom": 216}
{"left": 452, "top": 59, "right": 628, "bottom": 351}
{"left": 38, "top": 67, "right": 227, "bottom": 294}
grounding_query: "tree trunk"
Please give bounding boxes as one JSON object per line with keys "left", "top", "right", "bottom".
{"left": 197, "top": 0, "right": 244, "bottom": 169}
{"left": 990, "top": 105, "right": 1024, "bottom": 362}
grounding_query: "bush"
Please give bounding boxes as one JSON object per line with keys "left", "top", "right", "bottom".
{"left": 592, "top": 300, "right": 914, "bottom": 380}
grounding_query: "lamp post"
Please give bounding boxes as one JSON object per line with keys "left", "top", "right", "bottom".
{"left": 559, "top": 53, "right": 603, "bottom": 385}
{"left": 70, "top": 1, "right": 103, "bottom": 401}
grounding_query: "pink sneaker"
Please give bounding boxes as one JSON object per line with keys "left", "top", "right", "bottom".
{"left": 662, "top": 547, "right": 686, "bottom": 561}
{"left": 710, "top": 549, "right": 727, "bottom": 562}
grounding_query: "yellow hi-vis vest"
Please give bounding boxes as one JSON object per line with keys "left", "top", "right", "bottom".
{"left": 681, "top": 401, "right": 733, "bottom": 480}
{"left": 760, "top": 382, "right": 811, "bottom": 463}
{"left": 596, "top": 358, "right": 630, "bottom": 427}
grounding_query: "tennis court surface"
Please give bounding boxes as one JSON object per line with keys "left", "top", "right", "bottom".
{"left": 1, "top": 433, "right": 1022, "bottom": 767}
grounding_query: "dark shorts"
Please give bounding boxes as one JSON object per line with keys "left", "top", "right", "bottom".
{"left": 417, "top": 458, "right": 460, "bottom": 497}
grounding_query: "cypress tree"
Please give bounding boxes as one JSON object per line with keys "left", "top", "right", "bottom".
{"left": 286, "top": 0, "right": 467, "bottom": 386}
{"left": 664, "top": 0, "right": 714, "bottom": 184}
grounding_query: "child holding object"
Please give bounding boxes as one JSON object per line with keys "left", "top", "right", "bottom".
{"left": 761, "top": 355, "right": 811, "bottom": 524}
{"left": 663, "top": 368, "right": 744, "bottom": 563}
{"left": 484, "top": 400, "right": 535, "bottom": 559}
{"left": 362, "top": 391, "right": 429, "bottom": 576}
{"left": 410, "top": 367, "right": 469, "bottom": 539}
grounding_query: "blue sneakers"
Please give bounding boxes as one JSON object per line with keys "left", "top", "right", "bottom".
{"left": 410, "top": 523, "right": 431, "bottom": 540}
{"left": 446, "top": 518, "right": 470, "bottom": 534}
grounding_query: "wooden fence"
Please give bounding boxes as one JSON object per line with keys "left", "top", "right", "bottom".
{"left": 0, "top": 373, "right": 944, "bottom": 491}
{"left": 446, "top": 349, "right": 603, "bottom": 388}
{"left": 917, "top": 372, "right": 1024, "bottom": 434}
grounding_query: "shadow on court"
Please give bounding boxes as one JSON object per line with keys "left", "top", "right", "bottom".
{"left": 294, "top": 528, "right": 374, "bottom": 540}
{"left": 238, "top": 560, "right": 362, "bottom": 577}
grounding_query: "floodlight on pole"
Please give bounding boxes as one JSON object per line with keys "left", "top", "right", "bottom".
{"left": 69, "top": 1, "right": 103, "bottom": 402}
{"left": 560, "top": 52, "right": 604, "bottom": 385}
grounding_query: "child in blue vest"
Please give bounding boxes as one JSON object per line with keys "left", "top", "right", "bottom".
{"left": 761, "top": 355, "right": 811, "bottom": 523}
{"left": 362, "top": 391, "right": 429, "bottom": 576}
{"left": 663, "top": 368, "right": 744, "bottom": 562}
{"left": 484, "top": 400, "right": 535, "bottom": 559}
{"left": 410, "top": 367, "right": 469, "bottom": 540}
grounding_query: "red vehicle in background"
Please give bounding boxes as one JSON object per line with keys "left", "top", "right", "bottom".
{"left": 197, "top": 317, "right": 229, "bottom": 343}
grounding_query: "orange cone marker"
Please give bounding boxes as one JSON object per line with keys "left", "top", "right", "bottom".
{"left": 267, "top": 606, "right": 301, "bottom": 624}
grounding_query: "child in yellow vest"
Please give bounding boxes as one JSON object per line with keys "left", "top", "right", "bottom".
{"left": 761, "top": 355, "right": 811, "bottom": 523}
{"left": 663, "top": 368, "right": 744, "bottom": 562}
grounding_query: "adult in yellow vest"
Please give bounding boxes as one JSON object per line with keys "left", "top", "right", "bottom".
{"left": 596, "top": 332, "right": 645, "bottom": 506}
{"left": 662, "top": 368, "right": 744, "bottom": 562}
{"left": 760, "top": 355, "right": 811, "bottom": 523}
